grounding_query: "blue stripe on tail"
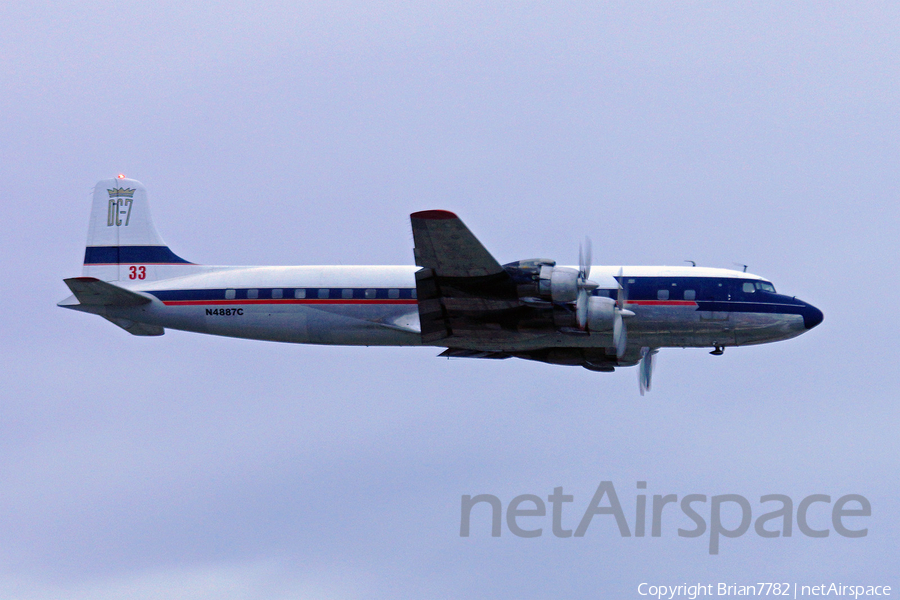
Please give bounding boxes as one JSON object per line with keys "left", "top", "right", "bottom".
{"left": 84, "top": 246, "right": 193, "bottom": 264}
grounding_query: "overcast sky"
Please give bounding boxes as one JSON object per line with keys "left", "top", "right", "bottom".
{"left": 1, "top": 2, "right": 898, "bottom": 598}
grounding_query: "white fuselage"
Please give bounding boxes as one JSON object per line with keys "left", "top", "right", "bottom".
{"left": 85, "top": 264, "right": 813, "bottom": 351}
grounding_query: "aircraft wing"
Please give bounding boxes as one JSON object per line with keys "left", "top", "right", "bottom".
{"left": 410, "top": 211, "right": 521, "bottom": 343}
{"left": 411, "top": 210, "right": 506, "bottom": 278}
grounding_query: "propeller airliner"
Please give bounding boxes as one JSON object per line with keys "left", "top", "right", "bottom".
{"left": 58, "top": 177, "right": 823, "bottom": 393}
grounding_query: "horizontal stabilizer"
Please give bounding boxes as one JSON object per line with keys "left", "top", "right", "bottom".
{"left": 59, "top": 278, "right": 163, "bottom": 336}
{"left": 62, "top": 277, "right": 152, "bottom": 307}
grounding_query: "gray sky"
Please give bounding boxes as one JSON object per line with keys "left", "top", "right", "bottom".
{"left": 1, "top": 2, "right": 898, "bottom": 598}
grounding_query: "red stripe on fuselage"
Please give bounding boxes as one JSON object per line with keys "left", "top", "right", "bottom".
{"left": 161, "top": 299, "right": 692, "bottom": 307}
{"left": 627, "top": 300, "right": 698, "bottom": 306}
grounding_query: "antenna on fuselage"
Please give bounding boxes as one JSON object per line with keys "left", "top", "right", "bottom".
{"left": 684, "top": 260, "right": 696, "bottom": 267}
{"left": 733, "top": 263, "right": 748, "bottom": 272}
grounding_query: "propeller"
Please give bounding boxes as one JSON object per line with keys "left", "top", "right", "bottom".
{"left": 638, "top": 346, "right": 657, "bottom": 395}
{"left": 613, "top": 267, "right": 634, "bottom": 357}
{"left": 579, "top": 237, "right": 592, "bottom": 281}
{"left": 575, "top": 247, "right": 634, "bottom": 351}
{"left": 575, "top": 238, "right": 598, "bottom": 329}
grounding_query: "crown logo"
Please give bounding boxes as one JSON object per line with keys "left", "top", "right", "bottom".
{"left": 107, "top": 187, "right": 136, "bottom": 198}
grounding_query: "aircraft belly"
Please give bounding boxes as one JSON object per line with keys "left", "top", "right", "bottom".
{"left": 105, "top": 304, "right": 210, "bottom": 335}
{"left": 151, "top": 303, "right": 421, "bottom": 345}
{"left": 425, "top": 305, "right": 741, "bottom": 352}
{"left": 627, "top": 308, "right": 804, "bottom": 347}
{"left": 624, "top": 305, "right": 735, "bottom": 348}
{"left": 455, "top": 305, "right": 806, "bottom": 350}
{"left": 732, "top": 313, "right": 806, "bottom": 345}
{"left": 106, "top": 296, "right": 803, "bottom": 351}
{"left": 303, "top": 305, "right": 420, "bottom": 345}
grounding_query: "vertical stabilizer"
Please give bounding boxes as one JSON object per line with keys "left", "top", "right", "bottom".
{"left": 82, "top": 177, "right": 196, "bottom": 281}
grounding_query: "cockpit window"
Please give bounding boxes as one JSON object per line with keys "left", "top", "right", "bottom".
{"left": 742, "top": 282, "right": 756, "bottom": 293}
{"left": 756, "top": 281, "right": 776, "bottom": 293}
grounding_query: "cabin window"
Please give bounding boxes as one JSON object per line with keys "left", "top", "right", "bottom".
{"left": 411, "top": 289, "right": 417, "bottom": 299}
{"left": 272, "top": 288, "right": 283, "bottom": 299}
{"left": 365, "top": 288, "right": 376, "bottom": 299}
{"left": 684, "top": 290, "right": 696, "bottom": 301}
{"left": 294, "top": 289, "right": 306, "bottom": 299}
{"left": 388, "top": 288, "right": 400, "bottom": 299}
{"left": 318, "top": 289, "right": 329, "bottom": 299}
{"left": 247, "top": 289, "right": 259, "bottom": 299}
{"left": 342, "top": 288, "right": 353, "bottom": 299}
{"left": 225, "top": 289, "right": 236, "bottom": 300}
{"left": 657, "top": 289, "right": 669, "bottom": 300}
{"left": 743, "top": 282, "right": 756, "bottom": 293}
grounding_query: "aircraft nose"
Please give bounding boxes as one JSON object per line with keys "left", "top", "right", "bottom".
{"left": 801, "top": 302, "right": 824, "bottom": 329}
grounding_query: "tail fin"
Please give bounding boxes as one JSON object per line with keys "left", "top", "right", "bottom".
{"left": 82, "top": 177, "right": 197, "bottom": 281}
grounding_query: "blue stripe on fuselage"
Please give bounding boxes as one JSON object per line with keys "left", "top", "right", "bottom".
{"left": 148, "top": 287, "right": 418, "bottom": 301}
{"left": 147, "top": 288, "right": 802, "bottom": 314}
{"left": 694, "top": 300, "right": 805, "bottom": 315}
{"left": 142, "top": 276, "right": 819, "bottom": 326}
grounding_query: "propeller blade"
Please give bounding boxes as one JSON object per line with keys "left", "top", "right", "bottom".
{"left": 576, "top": 238, "right": 595, "bottom": 331}
{"left": 613, "top": 313, "right": 627, "bottom": 358}
{"left": 580, "top": 238, "right": 592, "bottom": 281}
{"left": 578, "top": 245, "right": 584, "bottom": 279}
{"left": 639, "top": 347, "right": 654, "bottom": 396}
{"left": 616, "top": 267, "right": 626, "bottom": 309}
{"left": 576, "top": 288, "right": 589, "bottom": 329}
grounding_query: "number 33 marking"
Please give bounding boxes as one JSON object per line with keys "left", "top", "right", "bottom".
{"left": 129, "top": 266, "right": 146, "bottom": 280}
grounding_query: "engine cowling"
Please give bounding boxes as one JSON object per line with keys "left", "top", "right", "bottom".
{"left": 585, "top": 296, "right": 617, "bottom": 332}
{"left": 538, "top": 266, "right": 579, "bottom": 303}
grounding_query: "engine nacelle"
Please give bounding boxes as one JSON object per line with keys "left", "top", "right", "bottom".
{"left": 585, "top": 296, "right": 617, "bottom": 332}
{"left": 539, "top": 266, "right": 579, "bottom": 303}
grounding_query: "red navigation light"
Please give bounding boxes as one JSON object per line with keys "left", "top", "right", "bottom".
{"left": 117, "top": 173, "right": 125, "bottom": 179}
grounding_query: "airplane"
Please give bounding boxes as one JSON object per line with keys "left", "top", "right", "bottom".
{"left": 58, "top": 176, "right": 823, "bottom": 394}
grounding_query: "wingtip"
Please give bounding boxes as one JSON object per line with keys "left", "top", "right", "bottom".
{"left": 411, "top": 210, "right": 458, "bottom": 220}
{"left": 57, "top": 295, "right": 80, "bottom": 308}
